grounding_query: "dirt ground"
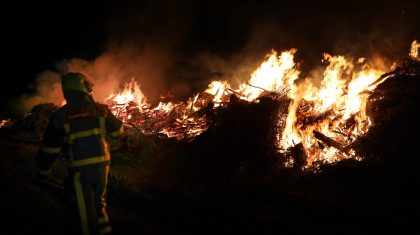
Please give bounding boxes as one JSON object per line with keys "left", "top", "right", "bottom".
{"left": 1, "top": 131, "right": 418, "bottom": 235}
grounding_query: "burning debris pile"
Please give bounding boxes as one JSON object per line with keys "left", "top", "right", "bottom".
{"left": 106, "top": 44, "right": 418, "bottom": 171}
{"left": 2, "top": 41, "right": 419, "bottom": 172}
{"left": 105, "top": 83, "right": 216, "bottom": 141}
{"left": 0, "top": 103, "right": 59, "bottom": 140}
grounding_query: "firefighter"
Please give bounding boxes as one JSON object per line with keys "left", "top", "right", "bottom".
{"left": 36, "top": 72, "right": 123, "bottom": 235}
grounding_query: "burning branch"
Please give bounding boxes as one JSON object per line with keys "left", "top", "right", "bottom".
{"left": 312, "top": 130, "right": 345, "bottom": 152}
{"left": 245, "top": 82, "right": 270, "bottom": 92}
{"left": 128, "top": 122, "right": 143, "bottom": 134}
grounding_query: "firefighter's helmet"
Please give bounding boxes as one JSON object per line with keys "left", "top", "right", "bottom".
{"left": 61, "top": 72, "right": 94, "bottom": 94}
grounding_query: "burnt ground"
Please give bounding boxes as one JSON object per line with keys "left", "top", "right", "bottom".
{"left": 1, "top": 72, "right": 419, "bottom": 235}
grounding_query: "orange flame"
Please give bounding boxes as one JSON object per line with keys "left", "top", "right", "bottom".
{"left": 205, "top": 80, "right": 230, "bottom": 106}
{"left": 106, "top": 78, "right": 147, "bottom": 109}
{"left": 278, "top": 53, "right": 386, "bottom": 169}
{"left": 410, "top": 40, "right": 419, "bottom": 60}
{"left": 238, "top": 49, "right": 299, "bottom": 101}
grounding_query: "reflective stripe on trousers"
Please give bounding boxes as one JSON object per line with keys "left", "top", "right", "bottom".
{"left": 73, "top": 165, "right": 111, "bottom": 235}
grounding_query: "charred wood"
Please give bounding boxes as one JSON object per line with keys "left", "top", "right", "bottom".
{"left": 289, "top": 143, "right": 307, "bottom": 170}
{"left": 298, "top": 110, "right": 333, "bottom": 128}
{"left": 312, "top": 130, "right": 345, "bottom": 152}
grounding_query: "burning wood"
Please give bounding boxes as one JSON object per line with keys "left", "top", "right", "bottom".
{"left": 312, "top": 130, "right": 345, "bottom": 152}
{"left": 297, "top": 108, "right": 334, "bottom": 128}
{"left": 288, "top": 142, "right": 307, "bottom": 170}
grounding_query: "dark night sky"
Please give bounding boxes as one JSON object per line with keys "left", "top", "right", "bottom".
{"left": 1, "top": 1, "right": 108, "bottom": 97}
{"left": 1, "top": 0, "right": 419, "bottom": 117}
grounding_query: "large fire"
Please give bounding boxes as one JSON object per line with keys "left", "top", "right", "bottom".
{"left": 105, "top": 47, "right": 399, "bottom": 170}
{"left": 3, "top": 41, "right": 417, "bottom": 170}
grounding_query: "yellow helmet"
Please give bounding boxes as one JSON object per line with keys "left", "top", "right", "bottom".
{"left": 61, "top": 72, "right": 93, "bottom": 94}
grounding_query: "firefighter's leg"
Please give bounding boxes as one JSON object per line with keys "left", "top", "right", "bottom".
{"left": 73, "top": 172, "right": 90, "bottom": 235}
{"left": 64, "top": 172, "right": 78, "bottom": 217}
{"left": 84, "top": 187, "right": 100, "bottom": 235}
{"left": 96, "top": 165, "right": 112, "bottom": 235}
{"left": 74, "top": 171, "right": 101, "bottom": 235}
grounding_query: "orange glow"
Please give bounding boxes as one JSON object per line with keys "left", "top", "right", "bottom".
{"left": 410, "top": 40, "right": 419, "bottom": 60}
{"left": 0, "top": 119, "right": 12, "bottom": 128}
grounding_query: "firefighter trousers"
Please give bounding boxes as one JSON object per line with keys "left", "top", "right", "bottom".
{"left": 72, "top": 164, "right": 112, "bottom": 235}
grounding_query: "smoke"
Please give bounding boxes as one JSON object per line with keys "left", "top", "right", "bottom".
{"left": 12, "top": 0, "right": 194, "bottom": 115}
{"left": 64, "top": 44, "right": 174, "bottom": 101}
{"left": 10, "top": 0, "right": 420, "bottom": 117}
{"left": 12, "top": 71, "right": 63, "bottom": 117}
{"left": 169, "top": 0, "right": 420, "bottom": 93}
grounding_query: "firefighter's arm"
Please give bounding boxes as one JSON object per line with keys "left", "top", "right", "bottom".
{"left": 105, "top": 107, "right": 124, "bottom": 138}
{"left": 35, "top": 114, "right": 66, "bottom": 177}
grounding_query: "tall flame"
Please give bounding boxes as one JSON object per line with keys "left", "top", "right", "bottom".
{"left": 204, "top": 49, "right": 299, "bottom": 102}
{"left": 239, "top": 49, "right": 299, "bottom": 101}
{"left": 279, "top": 53, "right": 386, "bottom": 169}
{"left": 106, "top": 78, "right": 147, "bottom": 108}
{"left": 410, "top": 40, "right": 419, "bottom": 60}
{"left": 205, "top": 80, "right": 230, "bottom": 106}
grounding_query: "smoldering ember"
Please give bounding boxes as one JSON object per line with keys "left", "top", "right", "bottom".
{"left": 1, "top": 37, "right": 420, "bottom": 234}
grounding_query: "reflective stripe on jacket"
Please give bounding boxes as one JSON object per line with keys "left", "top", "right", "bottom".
{"left": 36, "top": 97, "right": 123, "bottom": 171}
